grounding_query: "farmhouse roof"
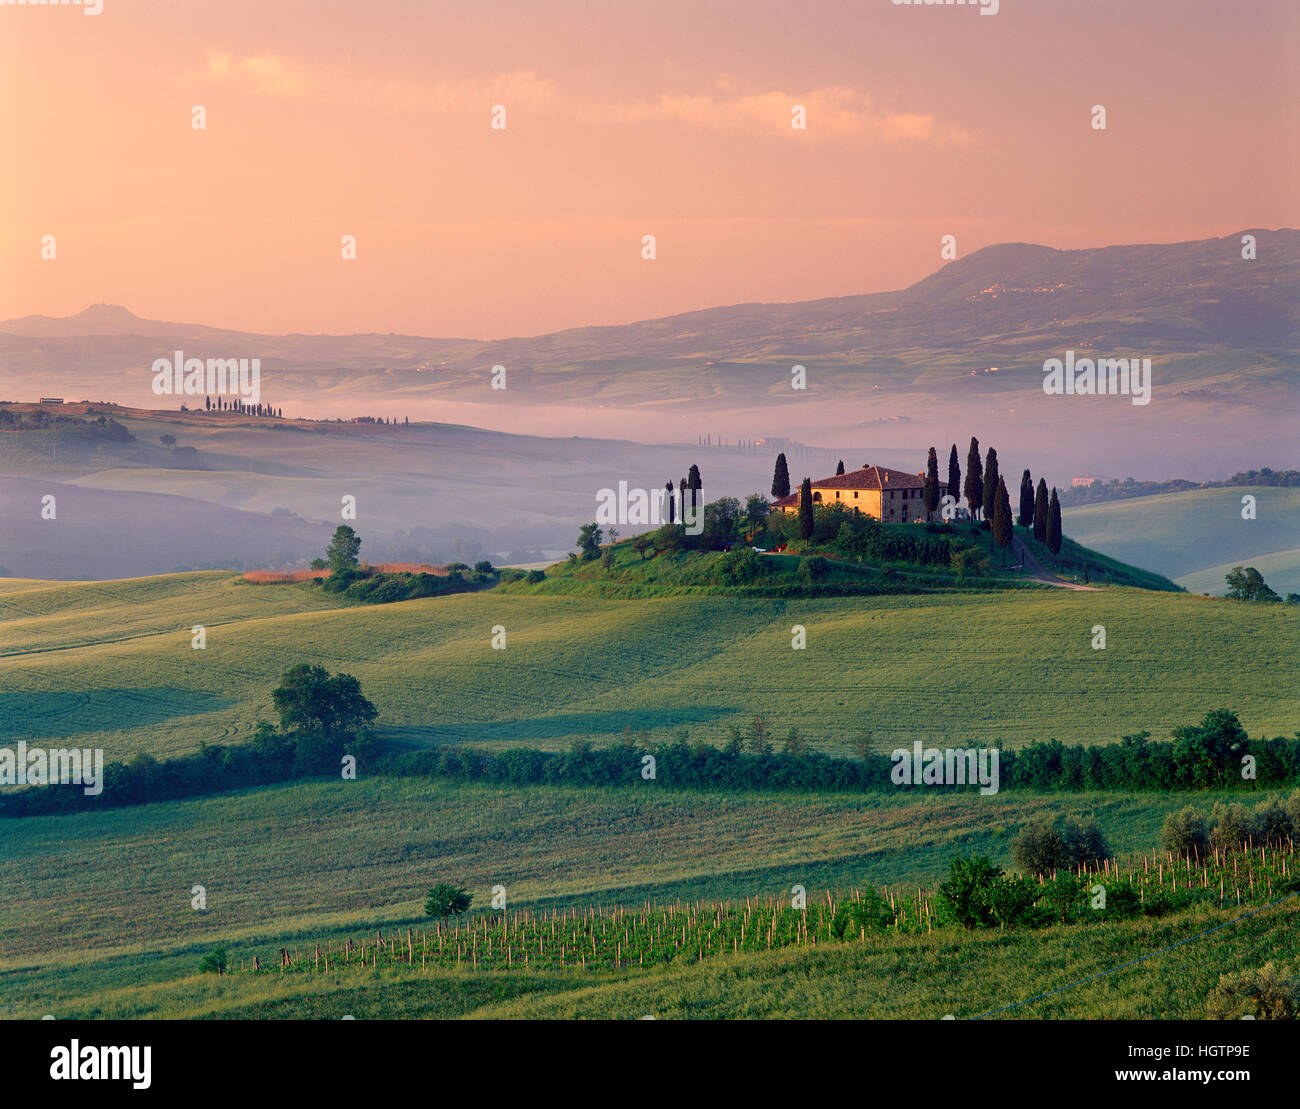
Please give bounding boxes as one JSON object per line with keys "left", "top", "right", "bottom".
{"left": 814, "top": 465, "right": 925, "bottom": 491}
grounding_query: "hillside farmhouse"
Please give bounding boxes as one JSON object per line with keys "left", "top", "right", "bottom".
{"left": 773, "top": 464, "right": 927, "bottom": 523}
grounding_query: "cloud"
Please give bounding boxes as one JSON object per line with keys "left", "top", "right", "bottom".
{"left": 206, "top": 51, "right": 313, "bottom": 97}
{"left": 203, "top": 55, "right": 975, "bottom": 146}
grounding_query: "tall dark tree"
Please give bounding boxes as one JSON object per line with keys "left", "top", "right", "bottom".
{"left": 665, "top": 481, "right": 676, "bottom": 523}
{"left": 923, "top": 447, "right": 940, "bottom": 521}
{"left": 686, "top": 464, "right": 703, "bottom": 523}
{"left": 1033, "top": 478, "right": 1049, "bottom": 543}
{"left": 1046, "top": 487, "right": 1063, "bottom": 568}
{"left": 992, "top": 477, "right": 1014, "bottom": 567}
{"left": 1018, "top": 469, "right": 1034, "bottom": 529}
{"left": 771, "top": 453, "right": 791, "bottom": 499}
{"left": 982, "top": 447, "right": 1000, "bottom": 534}
{"left": 835, "top": 459, "right": 846, "bottom": 476}
{"left": 947, "top": 444, "right": 961, "bottom": 503}
{"left": 325, "top": 525, "right": 362, "bottom": 572}
{"left": 204, "top": 396, "right": 211, "bottom": 411}
{"left": 963, "top": 438, "right": 984, "bottom": 521}
{"left": 797, "top": 477, "right": 815, "bottom": 541}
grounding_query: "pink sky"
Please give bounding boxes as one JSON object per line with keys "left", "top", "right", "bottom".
{"left": 2, "top": 0, "right": 1296, "bottom": 338}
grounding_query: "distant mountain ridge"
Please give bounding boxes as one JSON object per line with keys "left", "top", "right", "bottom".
{"left": 4, "top": 229, "right": 1295, "bottom": 363}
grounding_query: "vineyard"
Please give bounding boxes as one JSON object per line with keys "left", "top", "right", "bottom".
{"left": 225, "top": 842, "right": 1299, "bottom": 980}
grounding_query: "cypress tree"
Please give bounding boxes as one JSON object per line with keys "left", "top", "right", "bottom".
{"left": 963, "top": 437, "right": 983, "bottom": 521}
{"left": 797, "top": 477, "right": 815, "bottom": 541}
{"left": 1047, "top": 487, "right": 1063, "bottom": 568}
{"left": 1018, "top": 468, "right": 1033, "bottom": 529}
{"left": 993, "top": 476, "right": 1014, "bottom": 567}
{"left": 771, "top": 453, "right": 791, "bottom": 499}
{"left": 836, "top": 459, "right": 845, "bottom": 476}
{"left": 947, "top": 444, "right": 961, "bottom": 502}
{"left": 982, "top": 447, "right": 999, "bottom": 533}
{"left": 666, "top": 481, "right": 676, "bottom": 523}
{"left": 1033, "top": 478, "right": 1049, "bottom": 543}
{"left": 923, "top": 446, "right": 940, "bottom": 521}
{"left": 687, "top": 464, "right": 703, "bottom": 519}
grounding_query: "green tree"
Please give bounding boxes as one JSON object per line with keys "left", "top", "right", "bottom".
{"left": 963, "top": 437, "right": 983, "bottom": 521}
{"left": 424, "top": 883, "right": 473, "bottom": 920}
{"left": 1033, "top": 478, "right": 1049, "bottom": 542}
{"left": 576, "top": 522, "right": 603, "bottom": 561}
{"left": 746, "top": 717, "right": 772, "bottom": 755}
{"left": 1162, "top": 806, "right": 1209, "bottom": 859}
{"left": 1225, "top": 566, "right": 1282, "bottom": 603}
{"left": 797, "top": 477, "right": 815, "bottom": 541}
{"left": 936, "top": 855, "right": 1002, "bottom": 929}
{"left": 982, "top": 447, "right": 1000, "bottom": 532}
{"left": 687, "top": 463, "right": 703, "bottom": 511}
{"left": 326, "top": 525, "right": 362, "bottom": 572}
{"left": 946, "top": 444, "right": 961, "bottom": 502}
{"left": 271, "top": 663, "right": 378, "bottom": 738}
{"left": 1171, "top": 708, "right": 1248, "bottom": 788}
{"left": 198, "top": 948, "right": 229, "bottom": 975}
{"left": 923, "top": 446, "right": 940, "bottom": 521}
{"left": 1018, "top": 468, "right": 1033, "bottom": 528}
{"left": 160, "top": 433, "right": 176, "bottom": 447}
{"left": 992, "top": 476, "right": 1013, "bottom": 566}
{"left": 771, "top": 453, "right": 791, "bottom": 499}
{"left": 1046, "top": 487, "right": 1062, "bottom": 567}
{"left": 782, "top": 727, "right": 806, "bottom": 756}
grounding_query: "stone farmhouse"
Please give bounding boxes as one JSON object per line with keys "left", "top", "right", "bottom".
{"left": 773, "top": 464, "right": 927, "bottom": 523}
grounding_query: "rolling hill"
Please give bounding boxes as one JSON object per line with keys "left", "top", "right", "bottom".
{"left": 1, "top": 571, "right": 1294, "bottom": 761}
{"left": 1064, "top": 486, "right": 1300, "bottom": 596}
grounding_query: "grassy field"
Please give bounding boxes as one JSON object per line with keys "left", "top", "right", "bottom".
{"left": 0, "top": 571, "right": 1296, "bottom": 759}
{"left": 1, "top": 778, "right": 1295, "bottom": 1019}
{"left": 1065, "top": 487, "right": 1300, "bottom": 596}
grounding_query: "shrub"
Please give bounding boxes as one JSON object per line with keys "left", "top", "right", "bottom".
{"left": 1250, "top": 799, "right": 1294, "bottom": 846}
{"left": 716, "top": 547, "right": 762, "bottom": 584}
{"left": 1209, "top": 802, "right": 1258, "bottom": 854}
{"left": 1162, "top": 806, "right": 1209, "bottom": 859}
{"left": 526, "top": 569, "right": 546, "bottom": 584}
{"left": 498, "top": 567, "right": 527, "bottom": 584}
{"left": 1012, "top": 819, "right": 1067, "bottom": 876}
{"left": 473, "top": 560, "right": 495, "bottom": 575}
{"left": 1012, "top": 816, "right": 1109, "bottom": 876}
{"left": 424, "top": 883, "right": 473, "bottom": 920}
{"left": 1061, "top": 816, "right": 1111, "bottom": 869}
{"left": 830, "top": 888, "right": 895, "bottom": 938}
{"left": 198, "top": 948, "right": 229, "bottom": 975}
{"left": 1205, "top": 962, "right": 1299, "bottom": 1020}
{"left": 1097, "top": 883, "right": 1143, "bottom": 921}
{"left": 797, "top": 555, "right": 831, "bottom": 581}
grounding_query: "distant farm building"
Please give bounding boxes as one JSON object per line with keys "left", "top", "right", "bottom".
{"left": 773, "top": 464, "right": 927, "bottom": 523}
{"left": 39, "top": 397, "right": 64, "bottom": 404}
{"left": 1072, "top": 475, "right": 1099, "bottom": 487}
